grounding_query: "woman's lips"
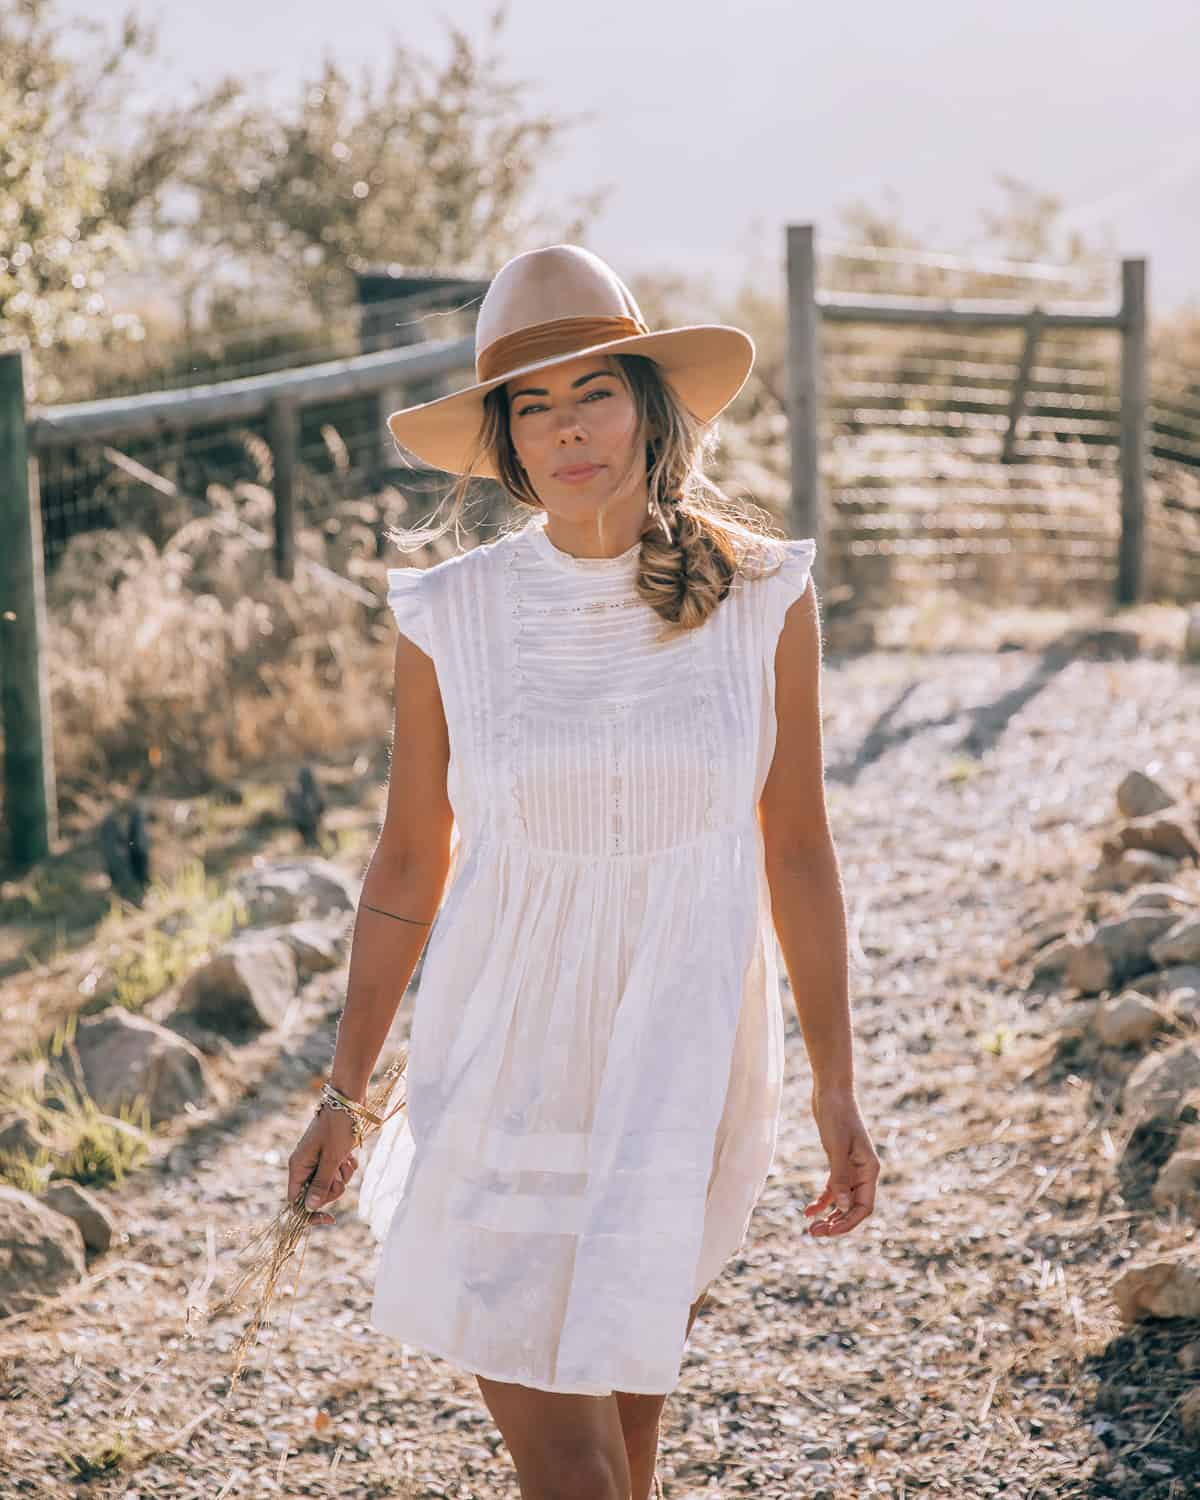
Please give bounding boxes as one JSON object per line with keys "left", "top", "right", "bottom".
{"left": 555, "top": 464, "right": 602, "bottom": 483}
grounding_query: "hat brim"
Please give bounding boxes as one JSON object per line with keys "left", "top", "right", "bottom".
{"left": 385, "top": 325, "right": 755, "bottom": 479}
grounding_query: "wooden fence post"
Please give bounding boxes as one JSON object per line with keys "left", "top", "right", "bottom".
{"left": 1001, "top": 305, "right": 1044, "bottom": 464}
{"left": 1118, "top": 256, "right": 1147, "bottom": 606}
{"left": 267, "top": 396, "right": 297, "bottom": 582}
{"left": 0, "top": 350, "right": 58, "bottom": 867}
{"left": 787, "top": 224, "right": 823, "bottom": 566}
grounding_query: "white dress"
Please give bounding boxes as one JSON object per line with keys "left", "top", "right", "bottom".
{"left": 357, "top": 508, "right": 817, "bottom": 1396}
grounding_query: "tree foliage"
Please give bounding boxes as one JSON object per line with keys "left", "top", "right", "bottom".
{"left": 173, "top": 6, "right": 608, "bottom": 318}
{"left": 1, "top": 0, "right": 607, "bottom": 399}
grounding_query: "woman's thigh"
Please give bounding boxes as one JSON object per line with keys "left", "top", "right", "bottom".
{"left": 476, "top": 1285, "right": 712, "bottom": 1486}
{"left": 474, "top": 1379, "right": 631, "bottom": 1496}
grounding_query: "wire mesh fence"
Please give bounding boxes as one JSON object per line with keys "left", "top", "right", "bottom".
{"left": 808, "top": 242, "right": 1199, "bottom": 607}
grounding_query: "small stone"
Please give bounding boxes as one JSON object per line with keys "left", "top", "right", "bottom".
{"left": 43, "top": 1181, "right": 115, "bottom": 1254}
{"left": 1116, "top": 770, "right": 1179, "bottom": 820}
{"left": 1093, "top": 991, "right": 1168, "bottom": 1048}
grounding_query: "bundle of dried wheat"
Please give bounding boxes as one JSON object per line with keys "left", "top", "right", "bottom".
{"left": 192, "top": 1051, "right": 408, "bottom": 1390}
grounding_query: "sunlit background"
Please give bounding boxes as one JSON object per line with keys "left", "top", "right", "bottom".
{"left": 60, "top": 0, "right": 1200, "bottom": 313}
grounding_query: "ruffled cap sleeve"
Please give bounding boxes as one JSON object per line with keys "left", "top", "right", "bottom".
{"left": 385, "top": 567, "right": 432, "bottom": 658}
{"left": 763, "top": 538, "right": 817, "bottom": 655}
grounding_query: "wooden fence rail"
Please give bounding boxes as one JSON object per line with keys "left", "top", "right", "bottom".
{"left": 3, "top": 333, "right": 477, "bottom": 868}
{"left": 0, "top": 226, "right": 1183, "bottom": 869}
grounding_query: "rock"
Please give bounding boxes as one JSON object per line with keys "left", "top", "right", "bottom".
{"left": 1030, "top": 937, "right": 1075, "bottom": 986}
{"left": 1168, "top": 989, "right": 1200, "bottom": 1024}
{"left": 1093, "top": 849, "right": 1183, "bottom": 891}
{"left": 234, "top": 859, "right": 359, "bottom": 927}
{"left": 1093, "top": 991, "right": 1169, "bottom": 1048}
{"left": 1110, "top": 813, "right": 1200, "bottom": 865}
{"left": 1122, "top": 1041, "right": 1200, "bottom": 1126}
{"left": 1185, "top": 606, "right": 1200, "bottom": 663}
{"left": 1181, "top": 1385, "right": 1200, "bottom": 1442}
{"left": 1152, "top": 1152, "right": 1200, "bottom": 1212}
{"left": 163, "top": 1024, "right": 238, "bottom": 1061}
{"left": 1121, "top": 850, "right": 1185, "bottom": 881}
{"left": 170, "top": 937, "right": 298, "bottom": 1041}
{"left": 1117, "top": 770, "right": 1180, "bottom": 820}
{"left": 1152, "top": 915, "right": 1200, "bottom": 967}
{"left": 42, "top": 1181, "right": 115, "bottom": 1255}
{"left": 253, "top": 918, "right": 348, "bottom": 977}
{"left": 0, "top": 1115, "right": 49, "bottom": 1160}
{"left": 1065, "top": 912, "right": 1180, "bottom": 995}
{"left": 1121, "top": 883, "right": 1197, "bottom": 913}
{"left": 0, "top": 1185, "right": 86, "bottom": 1317}
{"left": 1057, "top": 999, "right": 1100, "bottom": 1039}
{"left": 1134, "top": 965, "right": 1200, "bottom": 1001}
{"left": 1113, "top": 1255, "right": 1200, "bottom": 1324}
{"left": 1018, "top": 910, "right": 1076, "bottom": 953}
{"left": 72, "top": 1009, "right": 211, "bottom": 1124}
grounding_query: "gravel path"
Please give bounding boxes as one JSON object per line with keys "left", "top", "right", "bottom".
{"left": 3, "top": 641, "right": 1199, "bottom": 1499}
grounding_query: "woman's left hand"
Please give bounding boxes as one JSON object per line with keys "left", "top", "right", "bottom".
{"left": 804, "top": 1085, "right": 880, "bottom": 1238}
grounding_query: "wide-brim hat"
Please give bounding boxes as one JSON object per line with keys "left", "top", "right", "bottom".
{"left": 385, "top": 243, "right": 755, "bottom": 479}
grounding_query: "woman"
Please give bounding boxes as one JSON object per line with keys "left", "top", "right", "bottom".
{"left": 288, "top": 244, "right": 879, "bottom": 1499}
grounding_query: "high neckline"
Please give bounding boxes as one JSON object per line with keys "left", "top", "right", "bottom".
{"left": 526, "top": 511, "right": 643, "bottom": 573}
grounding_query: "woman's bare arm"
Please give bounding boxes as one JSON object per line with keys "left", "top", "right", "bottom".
{"left": 757, "top": 582, "right": 854, "bottom": 1094}
{"left": 327, "top": 632, "right": 456, "bottom": 1101}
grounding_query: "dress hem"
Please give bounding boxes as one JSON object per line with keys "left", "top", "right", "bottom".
{"left": 367, "top": 1317, "right": 677, "bottom": 1397}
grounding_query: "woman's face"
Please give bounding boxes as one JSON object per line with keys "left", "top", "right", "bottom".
{"left": 504, "top": 354, "right": 646, "bottom": 523}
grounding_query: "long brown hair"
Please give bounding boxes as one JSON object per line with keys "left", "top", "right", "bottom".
{"left": 386, "top": 353, "right": 789, "bottom": 641}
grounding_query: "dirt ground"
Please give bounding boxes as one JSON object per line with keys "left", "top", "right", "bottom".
{"left": 2, "top": 629, "right": 1200, "bottom": 1499}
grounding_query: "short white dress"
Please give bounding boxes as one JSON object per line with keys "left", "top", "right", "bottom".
{"left": 357, "top": 508, "right": 816, "bottom": 1396}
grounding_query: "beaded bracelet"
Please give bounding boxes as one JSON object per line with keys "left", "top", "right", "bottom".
{"left": 316, "top": 1092, "right": 366, "bottom": 1148}
{"left": 321, "top": 1081, "right": 382, "bottom": 1128}
{"left": 316, "top": 1079, "right": 385, "bottom": 1146}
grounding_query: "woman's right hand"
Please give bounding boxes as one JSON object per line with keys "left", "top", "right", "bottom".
{"left": 287, "top": 1106, "right": 361, "bottom": 1227}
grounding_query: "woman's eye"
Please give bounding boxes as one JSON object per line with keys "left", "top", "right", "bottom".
{"left": 516, "top": 389, "right": 610, "bottom": 418}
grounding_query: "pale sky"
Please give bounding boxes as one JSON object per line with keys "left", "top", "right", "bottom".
{"left": 66, "top": 0, "right": 1200, "bottom": 315}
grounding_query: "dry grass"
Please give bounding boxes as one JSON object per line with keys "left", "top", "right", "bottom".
{"left": 45, "top": 522, "right": 394, "bottom": 801}
{"left": 0, "top": 1010, "right": 157, "bottom": 1195}
{"left": 193, "top": 1051, "right": 409, "bottom": 1394}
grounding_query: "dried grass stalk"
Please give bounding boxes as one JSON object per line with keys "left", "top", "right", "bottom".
{"left": 190, "top": 1052, "right": 408, "bottom": 1391}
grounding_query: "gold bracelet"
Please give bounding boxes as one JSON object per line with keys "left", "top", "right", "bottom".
{"left": 317, "top": 1095, "right": 365, "bottom": 1148}
{"left": 321, "top": 1081, "right": 382, "bottom": 1128}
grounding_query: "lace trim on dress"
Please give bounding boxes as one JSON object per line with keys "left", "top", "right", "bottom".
{"left": 527, "top": 510, "right": 644, "bottom": 572}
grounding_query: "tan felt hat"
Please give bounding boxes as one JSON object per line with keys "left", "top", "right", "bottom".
{"left": 385, "top": 243, "right": 755, "bottom": 479}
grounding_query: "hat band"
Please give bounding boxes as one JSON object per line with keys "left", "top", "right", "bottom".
{"left": 476, "top": 314, "right": 650, "bottom": 384}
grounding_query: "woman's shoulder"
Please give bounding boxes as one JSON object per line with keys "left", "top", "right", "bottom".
{"left": 729, "top": 531, "right": 817, "bottom": 595}
{"left": 388, "top": 523, "right": 523, "bottom": 596}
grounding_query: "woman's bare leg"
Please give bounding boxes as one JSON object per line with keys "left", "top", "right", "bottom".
{"left": 614, "top": 1287, "right": 711, "bottom": 1500}
{"left": 474, "top": 1380, "right": 631, "bottom": 1500}
{"left": 475, "top": 1286, "right": 711, "bottom": 1500}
